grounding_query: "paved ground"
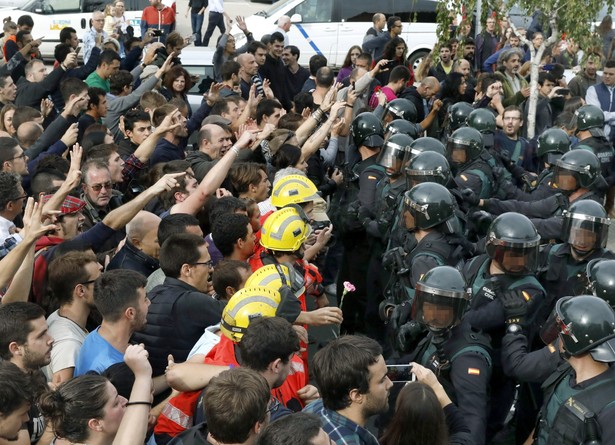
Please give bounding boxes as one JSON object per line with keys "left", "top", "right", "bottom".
{"left": 173, "top": 0, "right": 267, "bottom": 47}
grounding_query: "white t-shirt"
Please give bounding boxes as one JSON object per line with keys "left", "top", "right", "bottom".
{"left": 42, "top": 310, "right": 88, "bottom": 381}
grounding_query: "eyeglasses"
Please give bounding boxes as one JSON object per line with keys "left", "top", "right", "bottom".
{"left": 88, "top": 182, "right": 113, "bottom": 192}
{"left": 10, "top": 194, "right": 27, "bottom": 202}
{"left": 11, "top": 152, "right": 26, "bottom": 161}
{"left": 192, "top": 260, "right": 214, "bottom": 269}
{"left": 79, "top": 279, "right": 97, "bottom": 286}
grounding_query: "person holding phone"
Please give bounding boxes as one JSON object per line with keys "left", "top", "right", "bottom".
{"left": 141, "top": 0, "right": 176, "bottom": 45}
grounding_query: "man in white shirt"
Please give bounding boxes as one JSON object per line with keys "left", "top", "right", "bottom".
{"left": 202, "top": 0, "right": 231, "bottom": 47}
{"left": 274, "top": 15, "right": 291, "bottom": 46}
{"left": 586, "top": 59, "right": 615, "bottom": 140}
{"left": 0, "top": 172, "right": 25, "bottom": 248}
{"left": 82, "top": 11, "right": 107, "bottom": 65}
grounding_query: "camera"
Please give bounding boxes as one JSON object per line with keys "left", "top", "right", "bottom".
{"left": 152, "top": 29, "right": 163, "bottom": 37}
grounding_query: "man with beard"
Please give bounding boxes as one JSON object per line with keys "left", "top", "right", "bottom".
{"left": 495, "top": 48, "right": 530, "bottom": 107}
{"left": 494, "top": 105, "right": 529, "bottom": 166}
{"left": 429, "top": 43, "right": 454, "bottom": 82}
{"left": 43, "top": 251, "right": 102, "bottom": 384}
{"left": 568, "top": 52, "right": 601, "bottom": 99}
{"left": 304, "top": 335, "right": 393, "bottom": 445}
{"left": 151, "top": 105, "right": 190, "bottom": 165}
{"left": 74, "top": 269, "right": 150, "bottom": 375}
{"left": 0, "top": 302, "right": 55, "bottom": 444}
{"left": 0, "top": 362, "right": 33, "bottom": 443}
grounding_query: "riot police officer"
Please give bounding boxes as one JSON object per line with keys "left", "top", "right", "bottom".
{"left": 362, "top": 132, "right": 413, "bottom": 341}
{"left": 447, "top": 127, "right": 496, "bottom": 199}
{"left": 399, "top": 266, "right": 492, "bottom": 445}
{"left": 573, "top": 104, "right": 614, "bottom": 183}
{"left": 381, "top": 98, "right": 418, "bottom": 125}
{"left": 468, "top": 108, "right": 497, "bottom": 151}
{"left": 440, "top": 101, "right": 473, "bottom": 143}
{"left": 586, "top": 258, "right": 615, "bottom": 308}
{"left": 538, "top": 200, "right": 615, "bottom": 317}
{"left": 462, "top": 212, "right": 546, "bottom": 440}
{"left": 533, "top": 295, "right": 615, "bottom": 445}
{"left": 330, "top": 112, "right": 386, "bottom": 334}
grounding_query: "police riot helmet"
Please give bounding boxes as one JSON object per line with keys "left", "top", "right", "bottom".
{"left": 536, "top": 127, "right": 571, "bottom": 165}
{"left": 447, "top": 102, "right": 474, "bottom": 131}
{"left": 485, "top": 212, "right": 541, "bottom": 275}
{"left": 383, "top": 98, "right": 418, "bottom": 123}
{"left": 553, "top": 149, "right": 601, "bottom": 191}
{"left": 385, "top": 119, "right": 421, "bottom": 139}
{"left": 407, "top": 137, "right": 446, "bottom": 160}
{"left": 377, "top": 133, "right": 414, "bottom": 177}
{"left": 412, "top": 266, "right": 470, "bottom": 333}
{"left": 468, "top": 108, "right": 496, "bottom": 147}
{"left": 403, "top": 182, "right": 456, "bottom": 231}
{"left": 562, "top": 200, "right": 610, "bottom": 256}
{"left": 351, "top": 112, "right": 385, "bottom": 148}
{"left": 405, "top": 151, "right": 451, "bottom": 188}
{"left": 447, "top": 127, "right": 484, "bottom": 167}
{"left": 586, "top": 259, "right": 615, "bottom": 309}
{"left": 575, "top": 104, "right": 605, "bottom": 137}
{"left": 540, "top": 295, "right": 615, "bottom": 362}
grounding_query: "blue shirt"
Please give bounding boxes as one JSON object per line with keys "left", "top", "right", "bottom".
{"left": 74, "top": 327, "right": 124, "bottom": 375}
{"left": 303, "top": 400, "right": 379, "bottom": 445}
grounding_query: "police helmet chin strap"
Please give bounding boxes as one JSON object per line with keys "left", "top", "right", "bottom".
{"left": 429, "top": 328, "right": 452, "bottom": 376}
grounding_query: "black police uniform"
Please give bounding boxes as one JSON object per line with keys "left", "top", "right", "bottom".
{"left": 575, "top": 136, "right": 615, "bottom": 185}
{"left": 453, "top": 155, "right": 496, "bottom": 199}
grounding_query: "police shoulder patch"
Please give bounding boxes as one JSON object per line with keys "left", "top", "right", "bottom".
{"left": 467, "top": 368, "right": 480, "bottom": 376}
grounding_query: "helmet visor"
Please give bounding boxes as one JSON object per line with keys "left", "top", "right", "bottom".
{"left": 405, "top": 166, "right": 450, "bottom": 187}
{"left": 446, "top": 140, "right": 468, "bottom": 165}
{"left": 377, "top": 141, "right": 407, "bottom": 173}
{"left": 412, "top": 284, "right": 468, "bottom": 331}
{"left": 552, "top": 166, "right": 578, "bottom": 191}
{"left": 546, "top": 152, "right": 563, "bottom": 165}
{"left": 563, "top": 213, "right": 610, "bottom": 252}
{"left": 540, "top": 310, "right": 568, "bottom": 346}
{"left": 486, "top": 243, "right": 539, "bottom": 275}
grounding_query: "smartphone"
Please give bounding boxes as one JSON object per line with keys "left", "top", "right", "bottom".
{"left": 152, "top": 29, "right": 163, "bottom": 37}
{"left": 558, "top": 88, "right": 570, "bottom": 96}
{"left": 386, "top": 364, "right": 415, "bottom": 383}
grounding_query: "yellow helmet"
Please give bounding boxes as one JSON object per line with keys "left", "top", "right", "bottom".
{"left": 220, "top": 286, "right": 280, "bottom": 342}
{"left": 245, "top": 263, "right": 306, "bottom": 298}
{"left": 270, "top": 175, "right": 319, "bottom": 208}
{"left": 260, "top": 207, "right": 310, "bottom": 252}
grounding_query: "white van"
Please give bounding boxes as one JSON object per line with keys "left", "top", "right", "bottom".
{"left": 232, "top": 0, "right": 440, "bottom": 69}
{"left": 0, "top": 0, "right": 150, "bottom": 60}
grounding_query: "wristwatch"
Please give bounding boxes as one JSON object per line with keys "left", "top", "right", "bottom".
{"left": 506, "top": 323, "right": 523, "bottom": 335}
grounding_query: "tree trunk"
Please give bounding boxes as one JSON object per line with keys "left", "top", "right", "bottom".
{"left": 526, "top": 45, "right": 545, "bottom": 139}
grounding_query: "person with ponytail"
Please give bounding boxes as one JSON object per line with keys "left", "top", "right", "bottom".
{"left": 40, "top": 344, "right": 152, "bottom": 445}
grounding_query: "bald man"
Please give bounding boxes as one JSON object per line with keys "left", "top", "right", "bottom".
{"left": 16, "top": 121, "right": 43, "bottom": 150}
{"left": 83, "top": 11, "right": 108, "bottom": 65}
{"left": 399, "top": 76, "right": 442, "bottom": 129}
{"left": 107, "top": 210, "right": 161, "bottom": 277}
{"left": 237, "top": 53, "right": 260, "bottom": 99}
{"left": 274, "top": 15, "right": 291, "bottom": 46}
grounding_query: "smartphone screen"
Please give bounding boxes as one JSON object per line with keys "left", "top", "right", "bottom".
{"left": 386, "top": 364, "right": 415, "bottom": 383}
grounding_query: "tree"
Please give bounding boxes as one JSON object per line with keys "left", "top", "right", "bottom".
{"left": 436, "top": 0, "right": 615, "bottom": 137}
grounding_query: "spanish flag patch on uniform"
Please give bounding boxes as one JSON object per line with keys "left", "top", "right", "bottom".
{"left": 468, "top": 368, "right": 480, "bottom": 376}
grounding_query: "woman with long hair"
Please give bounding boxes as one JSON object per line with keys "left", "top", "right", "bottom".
{"left": 376, "top": 37, "right": 415, "bottom": 86}
{"left": 0, "top": 103, "right": 16, "bottom": 136}
{"left": 380, "top": 363, "right": 470, "bottom": 445}
{"left": 40, "top": 345, "right": 152, "bottom": 445}
{"left": 336, "top": 45, "right": 362, "bottom": 82}
{"left": 438, "top": 72, "right": 469, "bottom": 129}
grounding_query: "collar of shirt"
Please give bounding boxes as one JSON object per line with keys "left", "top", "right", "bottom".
{"left": 0, "top": 215, "right": 15, "bottom": 239}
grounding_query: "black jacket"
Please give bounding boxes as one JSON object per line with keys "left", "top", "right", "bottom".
{"left": 15, "top": 66, "right": 66, "bottom": 109}
{"left": 132, "top": 277, "right": 225, "bottom": 376}
{"left": 107, "top": 241, "right": 159, "bottom": 278}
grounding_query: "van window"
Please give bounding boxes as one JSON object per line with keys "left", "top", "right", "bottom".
{"left": 183, "top": 65, "right": 215, "bottom": 96}
{"left": 391, "top": 0, "right": 437, "bottom": 24}
{"left": 290, "top": 0, "right": 333, "bottom": 23}
{"left": 83, "top": 0, "right": 108, "bottom": 12}
{"left": 35, "top": 0, "right": 79, "bottom": 13}
{"left": 340, "top": 0, "right": 390, "bottom": 22}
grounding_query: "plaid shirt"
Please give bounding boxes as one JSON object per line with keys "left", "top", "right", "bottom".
{"left": 0, "top": 235, "right": 20, "bottom": 260}
{"left": 303, "top": 400, "right": 379, "bottom": 445}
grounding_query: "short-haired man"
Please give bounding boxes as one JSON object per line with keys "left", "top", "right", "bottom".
{"left": 141, "top": 0, "right": 175, "bottom": 44}
{"left": 428, "top": 43, "right": 454, "bottom": 82}
{"left": 274, "top": 15, "right": 291, "bottom": 46}
{"left": 494, "top": 48, "right": 529, "bottom": 106}
{"left": 569, "top": 52, "right": 602, "bottom": 99}
{"left": 301, "top": 54, "right": 327, "bottom": 93}
{"left": 495, "top": 105, "right": 528, "bottom": 166}
{"left": 0, "top": 361, "right": 34, "bottom": 442}
{"left": 82, "top": 10, "right": 107, "bottom": 65}
{"left": 523, "top": 72, "right": 557, "bottom": 137}
{"left": 59, "top": 26, "right": 79, "bottom": 49}
{"left": 80, "top": 161, "right": 121, "bottom": 232}
{"left": 362, "top": 16, "right": 402, "bottom": 60}
{"left": 586, "top": 59, "right": 615, "bottom": 141}
{"left": 260, "top": 32, "right": 292, "bottom": 110}
{"left": 304, "top": 335, "right": 392, "bottom": 445}
{"left": 211, "top": 259, "right": 252, "bottom": 300}
{"left": 187, "top": 123, "right": 240, "bottom": 181}
{"left": 78, "top": 86, "right": 108, "bottom": 142}
{"left": 363, "top": 13, "right": 386, "bottom": 44}
{"left": 257, "top": 413, "right": 334, "bottom": 445}
{"left": 132, "top": 233, "right": 224, "bottom": 376}
{"left": 107, "top": 210, "right": 162, "bottom": 277}
{"left": 283, "top": 45, "right": 309, "bottom": 99}
{"left": 118, "top": 109, "right": 152, "bottom": 158}
{"left": 219, "top": 60, "right": 241, "bottom": 97}
{"left": 211, "top": 213, "right": 255, "bottom": 261}
{"left": 0, "top": 302, "right": 54, "bottom": 444}
{"left": 229, "top": 162, "right": 271, "bottom": 203}
{"left": 0, "top": 138, "right": 28, "bottom": 176}
{"left": 74, "top": 269, "right": 149, "bottom": 375}
{"left": 237, "top": 52, "right": 261, "bottom": 100}
{"left": 0, "top": 171, "right": 26, "bottom": 248}
{"left": 16, "top": 55, "right": 76, "bottom": 109}
{"left": 0, "top": 75, "right": 16, "bottom": 107}
{"left": 85, "top": 49, "right": 121, "bottom": 92}
{"left": 369, "top": 65, "right": 411, "bottom": 108}
{"left": 43, "top": 251, "right": 102, "bottom": 384}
